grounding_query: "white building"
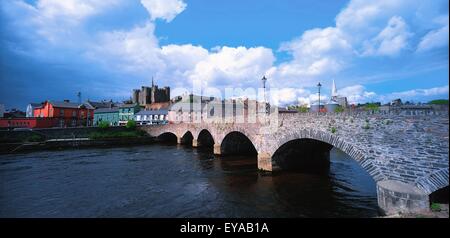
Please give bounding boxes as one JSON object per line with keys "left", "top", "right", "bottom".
{"left": 135, "top": 109, "right": 168, "bottom": 125}
{"left": 26, "top": 103, "right": 42, "bottom": 117}
{"left": 329, "top": 79, "right": 348, "bottom": 108}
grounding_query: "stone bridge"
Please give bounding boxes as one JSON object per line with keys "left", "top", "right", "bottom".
{"left": 140, "top": 112, "right": 449, "bottom": 215}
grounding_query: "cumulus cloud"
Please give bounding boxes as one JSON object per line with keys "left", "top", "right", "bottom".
{"left": 338, "top": 85, "right": 377, "bottom": 104}
{"left": 362, "top": 16, "right": 412, "bottom": 56}
{"left": 271, "top": 27, "right": 352, "bottom": 85}
{"left": 88, "top": 21, "right": 163, "bottom": 74}
{"left": 188, "top": 46, "right": 275, "bottom": 89}
{"left": 385, "top": 85, "right": 449, "bottom": 100}
{"left": 1, "top": 0, "right": 448, "bottom": 106}
{"left": 417, "top": 15, "right": 449, "bottom": 52}
{"left": 140, "top": 0, "right": 187, "bottom": 22}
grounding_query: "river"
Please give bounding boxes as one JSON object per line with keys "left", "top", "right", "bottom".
{"left": 0, "top": 144, "right": 379, "bottom": 217}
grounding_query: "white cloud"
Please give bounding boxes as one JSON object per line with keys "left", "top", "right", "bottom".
{"left": 362, "top": 16, "right": 412, "bottom": 56}
{"left": 35, "top": 0, "right": 119, "bottom": 21}
{"left": 87, "top": 25, "right": 275, "bottom": 91}
{"left": 3, "top": 0, "right": 123, "bottom": 44}
{"left": 338, "top": 85, "right": 377, "bottom": 104}
{"left": 417, "top": 15, "right": 449, "bottom": 52}
{"left": 188, "top": 46, "right": 275, "bottom": 89}
{"left": 140, "top": 0, "right": 186, "bottom": 22}
{"left": 270, "top": 88, "right": 310, "bottom": 106}
{"left": 161, "top": 44, "right": 209, "bottom": 72}
{"left": 386, "top": 85, "right": 449, "bottom": 99}
{"left": 2, "top": 0, "right": 448, "bottom": 105}
{"left": 88, "top": 21, "right": 163, "bottom": 74}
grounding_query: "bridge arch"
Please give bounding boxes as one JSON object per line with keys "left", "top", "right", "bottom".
{"left": 156, "top": 132, "right": 178, "bottom": 144}
{"left": 196, "top": 129, "right": 215, "bottom": 148}
{"left": 220, "top": 131, "right": 258, "bottom": 156}
{"left": 179, "top": 131, "right": 194, "bottom": 145}
{"left": 415, "top": 169, "right": 449, "bottom": 195}
{"left": 265, "top": 129, "right": 385, "bottom": 182}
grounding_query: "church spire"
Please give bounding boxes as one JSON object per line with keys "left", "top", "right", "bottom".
{"left": 331, "top": 79, "right": 337, "bottom": 97}
{"left": 152, "top": 76, "right": 154, "bottom": 88}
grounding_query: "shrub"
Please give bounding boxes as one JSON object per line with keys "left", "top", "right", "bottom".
{"left": 126, "top": 120, "right": 136, "bottom": 130}
{"left": 428, "top": 99, "right": 449, "bottom": 105}
{"left": 334, "top": 106, "right": 344, "bottom": 113}
{"left": 25, "top": 134, "right": 45, "bottom": 142}
{"left": 364, "top": 103, "right": 380, "bottom": 112}
{"left": 362, "top": 123, "right": 370, "bottom": 130}
{"left": 298, "top": 105, "right": 309, "bottom": 113}
{"left": 331, "top": 127, "right": 336, "bottom": 134}
{"left": 431, "top": 203, "right": 441, "bottom": 212}
{"left": 98, "top": 121, "right": 110, "bottom": 130}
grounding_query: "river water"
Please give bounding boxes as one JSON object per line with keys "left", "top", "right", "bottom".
{"left": 0, "top": 144, "right": 379, "bottom": 218}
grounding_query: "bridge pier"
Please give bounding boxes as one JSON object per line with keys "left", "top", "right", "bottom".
{"left": 377, "top": 180, "right": 429, "bottom": 215}
{"left": 213, "top": 144, "right": 221, "bottom": 155}
{"left": 192, "top": 139, "right": 198, "bottom": 148}
{"left": 177, "top": 137, "right": 182, "bottom": 144}
{"left": 257, "top": 152, "right": 272, "bottom": 171}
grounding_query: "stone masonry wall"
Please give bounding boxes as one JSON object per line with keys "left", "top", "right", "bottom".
{"left": 141, "top": 111, "right": 449, "bottom": 195}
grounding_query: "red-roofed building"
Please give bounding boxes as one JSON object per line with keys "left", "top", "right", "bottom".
{"left": 33, "top": 100, "right": 94, "bottom": 127}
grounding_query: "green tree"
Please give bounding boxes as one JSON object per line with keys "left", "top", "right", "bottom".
{"left": 126, "top": 120, "right": 137, "bottom": 130}
{"left": 428, "top": 99, "right": 449, "bottom": 105}
{"left": 364, "top": 103, "right": 379, "bottom": 111}
{"left": 334, "top": 106, "right": 344, "bottom": 113}
{"left": 98, "top": 121, "right": 110, "bottom": 130}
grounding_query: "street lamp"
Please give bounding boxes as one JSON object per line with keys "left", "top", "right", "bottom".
{"left": 317, "top": 82, "right": 322, "bottom": 112}
{"left": 261, "top": 76, "right": 268, "bottom": 114}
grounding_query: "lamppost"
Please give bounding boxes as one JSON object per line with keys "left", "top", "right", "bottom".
{"left": 317, "top": 82, "right": 322, "bottom": 113}
{"left": 262, "top": 76, "right": 268, "bottom": 114}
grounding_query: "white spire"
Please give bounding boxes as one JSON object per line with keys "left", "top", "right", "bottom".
{"left": 331, "top": 79, "right": 337, "bottom": 97}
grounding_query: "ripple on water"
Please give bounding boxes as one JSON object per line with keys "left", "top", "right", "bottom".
{"left": 0, "top": 145, "right": 379, "bottom": 218}
{"left": 0, "top": 165, "right": 33, "bottom": 172}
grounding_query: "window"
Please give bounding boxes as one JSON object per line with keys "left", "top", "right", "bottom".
{"left": 72, "top": 111, "right": 76, "bottom": 117}
{"left": 60, "top": 109, "right": 65, "bottom": 117}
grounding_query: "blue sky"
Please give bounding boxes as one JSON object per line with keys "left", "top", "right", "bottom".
{"left": 0, "top": 0, "right": 448, "bottom": 110}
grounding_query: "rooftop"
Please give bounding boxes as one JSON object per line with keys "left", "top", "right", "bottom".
{"left": 136, "top": 109, "right": 168, "bottom": 115}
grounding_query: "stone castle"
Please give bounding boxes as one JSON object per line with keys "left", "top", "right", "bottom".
{"left": 132, "top": 78, "right": 170, "bottom": 106}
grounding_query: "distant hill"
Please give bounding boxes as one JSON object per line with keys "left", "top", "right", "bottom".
{"left": 428, "top": 99, "right": 449, "bottom": 105}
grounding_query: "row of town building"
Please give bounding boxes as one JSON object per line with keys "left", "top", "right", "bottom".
{"left": 0, "top": 80, "right": 172, "bottom": 129}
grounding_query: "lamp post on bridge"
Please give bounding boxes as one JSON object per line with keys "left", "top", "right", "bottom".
{"left": 261, "top": 76, "right": 269, "bottom": 115}
{"left": 317, "top": 82, "right": 322, "bottom": 113}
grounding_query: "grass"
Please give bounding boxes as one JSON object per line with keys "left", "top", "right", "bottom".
{"left": 431, "top": 203, "right": 441, "bottom": 212}
{"left": 89, "top": 130, "right": 146, "bottom": 140}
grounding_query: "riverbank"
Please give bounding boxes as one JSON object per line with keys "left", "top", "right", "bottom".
{"left": 0, "top": 126, "right": 156, "bottom": 154}
{"left": 0, "top": 137, "right": 156, "bottom": 154}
